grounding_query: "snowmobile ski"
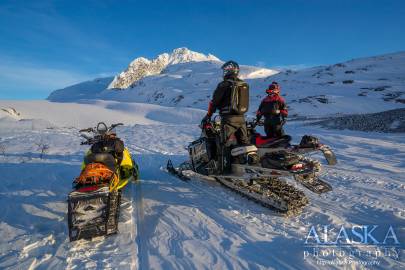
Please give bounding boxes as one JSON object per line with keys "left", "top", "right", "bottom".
{"left": 318, "top": 145, "right": 337, "bottom": 166}
{"left": 167, "top": 160, "right": 191, "bottom": 181}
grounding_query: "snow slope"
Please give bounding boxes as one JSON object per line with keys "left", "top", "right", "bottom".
{"left": 0, "top": 100, "right": 205, "bottom": 129}
{"left": 0, "top": 100, "right": 403, "bottom": 269}
{"left": 48, "top": 50, "right": 405, "bottom": 117}
{"left": 254, "top": 51, "right": 405, "bottom": 117}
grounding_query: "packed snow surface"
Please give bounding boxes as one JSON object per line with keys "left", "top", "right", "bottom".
{"left": 0, "top": 100, "right": 404, "bottom": 269}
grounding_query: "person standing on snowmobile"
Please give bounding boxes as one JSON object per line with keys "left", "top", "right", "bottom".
{"left": 256, "top": 81, "right": 288, "bottom": 138}
{"left": 201, "top": 60, "right": 250, "bottom": 172}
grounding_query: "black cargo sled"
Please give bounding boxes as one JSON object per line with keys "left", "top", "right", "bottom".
{"left": 68, "top": 188, "right": 121, "bottom": 241}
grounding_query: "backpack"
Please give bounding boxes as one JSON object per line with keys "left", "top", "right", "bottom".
{"left": 228, "top": 80, "right": 249, "bottom": 115}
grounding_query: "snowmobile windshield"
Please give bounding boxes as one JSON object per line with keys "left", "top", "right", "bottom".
{"left": 97, "top": 122, "right": 108, "bottom": 135}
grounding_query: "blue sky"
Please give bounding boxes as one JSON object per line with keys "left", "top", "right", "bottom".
{"left": 0, "top": 0, "right": 404, "bottom": 99}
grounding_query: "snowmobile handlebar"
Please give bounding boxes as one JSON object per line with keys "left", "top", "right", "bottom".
{"left": 109, "top": 123, "right": 123, "bottom": 131}
{"left": 79, "top": 122, "right": 124, "bottom": 145}
{"left": 79, "top": 123, "right": 124, "bottom": 134}
{"left": 79, "top": 127, "right": 95, "bottom": 133}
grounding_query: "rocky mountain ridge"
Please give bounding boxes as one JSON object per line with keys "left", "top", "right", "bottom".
{"left": 108, "top": 47, "right": 220, "bottom": 89}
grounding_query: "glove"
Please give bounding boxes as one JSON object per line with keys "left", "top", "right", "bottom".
{"left": 201, "top": 115, "right": 211, "bottom": 126}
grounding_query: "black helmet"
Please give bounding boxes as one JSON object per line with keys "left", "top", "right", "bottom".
{"left": 221, "top": 60, "right": 239, "bottom": 77}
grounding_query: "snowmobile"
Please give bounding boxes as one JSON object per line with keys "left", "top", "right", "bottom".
{"left": 167, "top": 116, "right": 334, "bottom": 215}
{"left": 246, "top": 119, "right": 337, "bottom": 166}
{"left": 68, "top": 122, "right": 139, "bottom": 242}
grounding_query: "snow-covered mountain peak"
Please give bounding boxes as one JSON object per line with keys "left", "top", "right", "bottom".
{"left": 168, "top": 47, "right": 220, "bottom": 64}
{"left": 129, "top": 56, "right": 151, "bottom": 66}
{"left": 108, "top": 47, "right": 221, "bottom": 89}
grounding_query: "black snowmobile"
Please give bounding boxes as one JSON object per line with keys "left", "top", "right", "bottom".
{"left": 167, "top": 116, "right": 335, "bottom": 215}
{"left": 68, "top": 122, "right": 139, "bottom": 242}
{"left": 246, "top": 119, "right": 337, "bottom": 166}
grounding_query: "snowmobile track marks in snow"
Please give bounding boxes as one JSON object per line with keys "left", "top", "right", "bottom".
{"left": 133, "top": 180, "right": 150, "bottom": 270}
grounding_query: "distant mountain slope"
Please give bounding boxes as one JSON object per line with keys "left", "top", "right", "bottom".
{"left": 47, "top": 77, "right": 113, "bottom": 102}
{"left": 251, "top": 51, "right": 405, "bottom": 117}
{"left": 47, "top": 50, "right": 405, "bottom": 117}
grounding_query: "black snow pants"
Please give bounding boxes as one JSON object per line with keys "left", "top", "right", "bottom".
{"left": 264, "top": 115, "right": 285, "bottom": 138}
{"left": 218, "top": 115, "right": 249, "bottom": 173}
{"left": 220, "top": 115, "right": 250, "bottom": 146}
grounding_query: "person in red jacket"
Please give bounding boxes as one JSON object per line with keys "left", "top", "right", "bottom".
{"left": 256, "top": 82, "right": 288, "bottom": 138}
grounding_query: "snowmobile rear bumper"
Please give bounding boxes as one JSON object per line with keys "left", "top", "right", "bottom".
{"left": 67, "top": 187, "right": 121, "bottom": 242}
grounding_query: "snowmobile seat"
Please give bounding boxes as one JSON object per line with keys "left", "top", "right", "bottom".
{"left": 255, "top": 135, "right": 292, "bottom": 148}
{"left": 84, "top": 152, "right": 117, "bottom": 171}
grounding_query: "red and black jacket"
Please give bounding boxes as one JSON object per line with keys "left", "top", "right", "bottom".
{"left": 256, "top": 94, "right": 288, "bottom": 119}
